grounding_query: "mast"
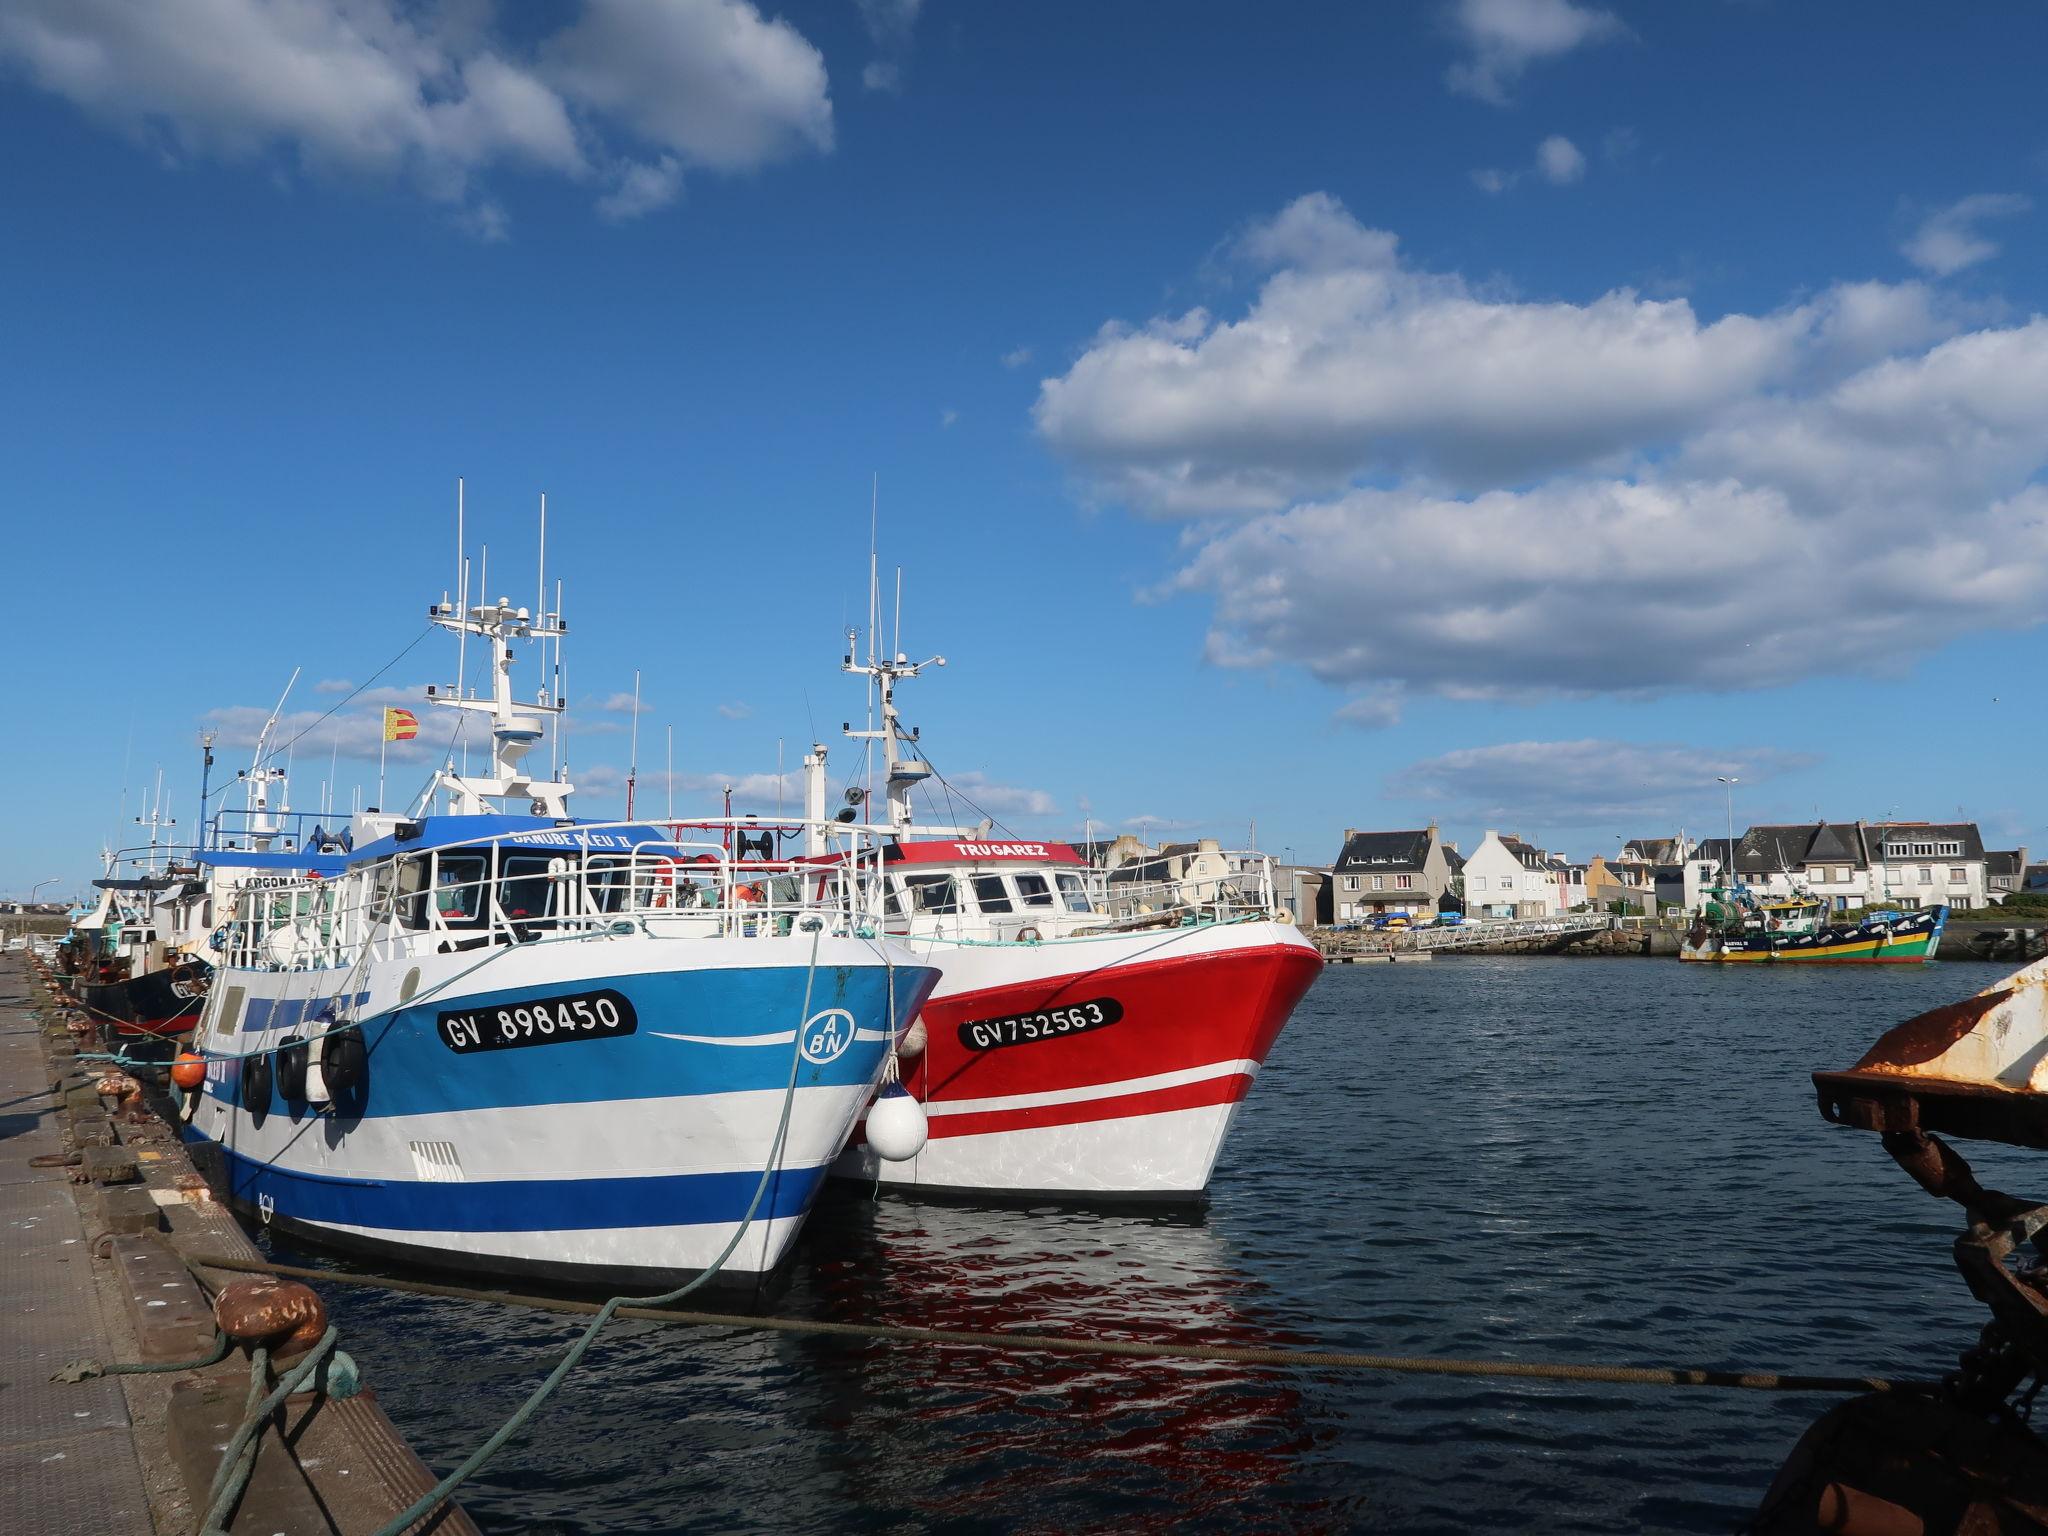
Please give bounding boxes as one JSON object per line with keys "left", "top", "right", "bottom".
{"left": 626, "top": 670, "right": 640, "bottom": 819}
{"left": 841, "top": 630, "right": 945, "bottom": 836}
{"left": 425, "top": 580, "right": 571, "bottom": 816}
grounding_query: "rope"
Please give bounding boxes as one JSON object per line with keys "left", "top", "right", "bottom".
{"left": 54, "top": 1330, "right": 232, "bottom": 1381}
{"left": 181, "top": 1252, "right": 1912, "bottom": 1395}
{"left": 197, "top": 1328, "right": 340, "bottom": 1536}
{"left": 362, "top": 919, "right": 828, "bottom": 1536}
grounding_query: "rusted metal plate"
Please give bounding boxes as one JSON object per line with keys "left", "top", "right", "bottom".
{"left": 1815, "top": 955, "right": 2048, "bottom": 1149}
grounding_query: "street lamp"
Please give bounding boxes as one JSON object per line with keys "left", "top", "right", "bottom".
{"left": 1716, "top": 776, "right": 1739, "bottom": 890}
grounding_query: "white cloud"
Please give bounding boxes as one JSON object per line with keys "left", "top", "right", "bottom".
{"left": 599, "top": 691, "right": 651, "bottom": 714}
{"left": 543, "top": 0, "right": 832, "bottom": 173}
{"left": 1474, "top": 135, "right": 1585, "bottom": 194}
{"left": 1042, "top": 192, "right": 2048, "bottom": 704}
{"left": 1001, "top": 345, "right": 1034, "bottom": 369}
{"left": 597, "top": 155, "right": 681, "bottom": 221}
{"left": 1901, "top": 193, "right": 2032, "bottom": 276}
{"left": 1443, "top": 0, "right": 1624, "bottom": 105}
{"left": 1535, "top": 134, "right": 1584, "bottom": 184}
{"left": 940, "top": 407, "right": 959, "bottom": 427}
{"left": 855, "top": 0, "right": 923, "bottom": 92}
{"left": 313, "top": 678, "right": 354, "bottom": 694}
{"left": 0, "top": 0, "right": 831, "bottom": 235}
{"left": 1334, "top": 687, "right": 1404, "bottom": 731}
{"left": 716, "top": 701, "right": 753, "bottom": 720}
{"left": 202, "top": 686, "right": 443, "bottom": 767}
{"left": 1390, "top": 740, "right": 1820, "bottom": 829}
{"left": 1036, "top": 194, "right": 1948, "bottom": 511}
{"left": 934, "top": 772, "right": 1058, "bottom": 819}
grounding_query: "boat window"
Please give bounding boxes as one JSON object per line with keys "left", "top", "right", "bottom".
{"left": 1014, "top": 873, "right": 1056, "bottom": 909}
{"left": 1056, "top": 872, "right": 1094, "bottom": 914}
{"left": 391, "top": 857, "right": 430, "bottom": 928}
{"left": 433, "top": 851, "right": 490, "bottom": 929}
{"left": 584, "top": 856, "right": 633, "bottom": 914}
{"left": 905, "top": 874, "right": 960, "bottom": 915}
{"left": 882, "top": 879, "right": 904, "bottom": 919}
{"left": 499, "top": 854, "right": 557, "bottom": 922}
{"left": 971, "top": 874, "right": 1013, "bottom": 914}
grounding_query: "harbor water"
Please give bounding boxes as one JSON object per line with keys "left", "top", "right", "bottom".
{"left": 262, "top": 957, "right": 2039, "bottom": 1533}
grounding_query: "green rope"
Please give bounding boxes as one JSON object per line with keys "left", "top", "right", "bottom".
{"left": 366, "top": 920, "right": 829, "bottom": 1536}
{"left": 197, "top": 1328, "right": 340, "bottom": 1536}
{"left": 53, "top": 1330, "right": 232, "bottom": 1382}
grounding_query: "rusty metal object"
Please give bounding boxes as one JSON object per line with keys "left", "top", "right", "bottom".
{"left": 1750, "top": 1390, "right": 2048, "bottom": 1533}
{"left": 213, "top": 1276, "right": 328, "bottom": 1358}
{"left": 1816, "top": 955, "right": 2048, "bottom": 1152}
{"left": 93, "top": 1070, "right": 142, "bottom": 1102}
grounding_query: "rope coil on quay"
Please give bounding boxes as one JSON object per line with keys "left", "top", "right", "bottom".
{"left": 182, "top": 1252, "right": 1913, "bottom": 1397}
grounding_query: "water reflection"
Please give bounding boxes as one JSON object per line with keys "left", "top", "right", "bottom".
{"left": 780, "top": 1194, "right": 1320, "bottom": 1530}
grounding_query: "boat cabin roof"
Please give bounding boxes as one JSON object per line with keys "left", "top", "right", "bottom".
{"left": 344, "top": 814, "right": 682, "bottom": 866}
{"left": 883, "top": 838, "right": 1085, "bottom": 868}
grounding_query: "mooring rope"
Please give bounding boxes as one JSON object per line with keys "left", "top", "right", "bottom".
{"left": 183, "top": 1251, "right": 1913, "bottom": 1396}
{"left": 356, "top": 917, "right": 829, "bottom": 1536}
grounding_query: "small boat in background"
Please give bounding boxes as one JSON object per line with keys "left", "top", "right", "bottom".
{"left": 1681, "top": 891, "right": 1946, "bottom": 963}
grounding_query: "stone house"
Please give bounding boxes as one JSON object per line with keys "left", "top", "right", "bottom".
{"left": 1330, "top": 825, "right": 1456, "bottom": 920}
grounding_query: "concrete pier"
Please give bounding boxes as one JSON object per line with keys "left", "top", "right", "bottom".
{"left": 6, "top": 955, "right": 479, "bottom": 1534}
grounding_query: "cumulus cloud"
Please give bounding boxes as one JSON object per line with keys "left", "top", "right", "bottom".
{"left": 1036, "top": 193, "right": 1951, "bottom": 511}
{"left": 934, "top": 771, "right": 1058, "bottom": 819}
{"left": 1444, "top": 0, "right": 1623, "bottom": 105}
{"left": 716, "top": 701, "right": 753, "bottom": 720}
{"left": 597, "top": 155, "right": 682, "bottom": 220}
{"left": 202, "top": 686, "right": 443, "bottom": 767}
{"left": 0, "top": 0, "right": 832, "bottom": 233}
{"left": 854, "top": 0, "right": 923, "bottom": 93}
{"left": 1473, "top": 134, "right": 1586, "bottom": 194}
{"left": 1390, "top": 740, "right": 1820, "bottom": 829}
{"left": 599, "top": 691, "right": 651, "bottom": 714}
{"left": 313, "top": 678, "right": 355, "bottom": 695}
{"left": 1901, "top": 193, "right": 2032, "bottom": 276}
{"left": 1001, "top": 345, "right": 1034, "bottom": 369}
{"left": 1334, "top": 687, "right": 1404, "bottom": 731}
{"left": 1535, "top": 134, "right": 1584, "bottom": 184}
{"left": 1041, "top": 191, "right": 2048, "bottom": 703}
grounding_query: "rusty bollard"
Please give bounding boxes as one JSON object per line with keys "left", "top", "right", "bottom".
{"left": 214, "top": 1276, "right": 329, "bottom": 1361}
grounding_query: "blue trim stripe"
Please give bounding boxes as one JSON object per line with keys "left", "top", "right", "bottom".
{"left": 199, "top": 1136, "right": 829, "bottom": 1233}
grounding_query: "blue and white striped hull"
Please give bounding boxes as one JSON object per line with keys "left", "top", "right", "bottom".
{"left": 187, "top": 933, "right": 937, "bottom": 1284}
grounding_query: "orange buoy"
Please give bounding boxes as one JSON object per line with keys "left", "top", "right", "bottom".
{"left": 169, "top": 1051, "right": 207, "bottom": 1090}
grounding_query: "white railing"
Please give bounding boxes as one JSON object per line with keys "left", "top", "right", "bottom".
{"left": 219, "top": 820, "right": 893, "bottom": 973}
{"left": 1099, "top": 850, "right": 1280, "bottom": 925}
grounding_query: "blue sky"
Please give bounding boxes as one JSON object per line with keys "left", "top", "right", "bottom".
{"left": 4, "top": 0, "right": 2046, "bottom": 895}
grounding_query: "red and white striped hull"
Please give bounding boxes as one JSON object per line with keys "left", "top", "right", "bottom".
{"left": 834, "top": 919, "right": 1322, "bottom": 1200}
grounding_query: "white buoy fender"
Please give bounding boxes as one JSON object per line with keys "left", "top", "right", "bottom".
{"left": 898, "top": 1017, "right": 927, "bottom": 1060}
{"left": 866, "top": 1082, "right": 928, "bottom": 1162}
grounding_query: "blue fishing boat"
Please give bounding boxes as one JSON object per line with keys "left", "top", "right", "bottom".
{"left": 185, "top": 565, "right": 936, "bottom": 1286}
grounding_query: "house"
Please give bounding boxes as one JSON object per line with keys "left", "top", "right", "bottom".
{"left": 1867, "top": 823, "right": 1988, "bottom": 911}
{"left": 1987, "top": 848, "right": 2028, "bottom": 905}
{"left": 1689, "top": 821, "right": 1988, "bottom": 912}
{"left": 1620, "top": 835, "right": 1692, "bottom": 866}
{"left": 1464, "top": 831, "right": 1563, "bottom": 918}
{"left": 1275, "top": 865, "right": 1333, "bottom": 927}
{"left": 1587, "top": 855, "right": 1656, "bottom": 914}
{"left": 1330, "top": 825, "right": 1456, "bottom": 920}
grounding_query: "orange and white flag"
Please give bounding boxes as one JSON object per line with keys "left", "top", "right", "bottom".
{"left": 382, "top": 707, "right": 419, "bottom": 742}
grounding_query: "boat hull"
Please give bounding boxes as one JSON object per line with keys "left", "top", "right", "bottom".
{"left": 1680, "top": 906, "right": 1947, "bottom": 964}
{"left": 188, "top": 933, "right": 937, "bottom": 1285}
{"left": 83, "top": 960, "right": 210, "bottom": 1039}
{"left": 834, "top": 920, "right": 1323, "bottom": 1201}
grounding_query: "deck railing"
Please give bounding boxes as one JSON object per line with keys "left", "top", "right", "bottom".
{"left": 218, "top": 820, "right": 893, "bottom": 973}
